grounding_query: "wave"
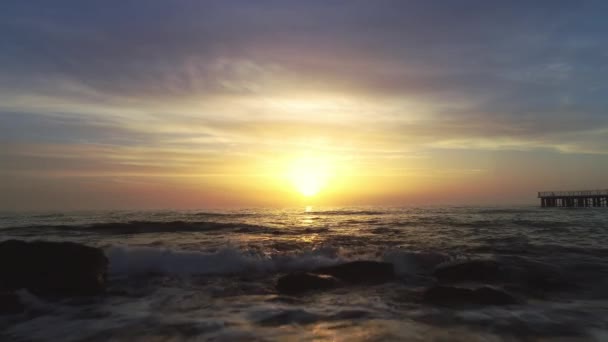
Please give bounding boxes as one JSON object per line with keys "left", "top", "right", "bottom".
{"left": 2, "top": 221, "right": 338, "bottom": 237}
{"left": 106, "top": 246, "right": 346, "bottom": 276}
{"left": 2, "top": 221, "right": 269, "bottom": 235}
{"left": 383, "top": 250, "right": 452, "bottom": 275}
{"left": 106, "top": 245, "right": 454, "bottom": 277}
{"left": 31, "top": 213, "right": 68, "bottom": 219}
{"left": 257, "top": 308, "right": 371, "bottom": 327}
{"left": 368, "top": 227, "right": 398, "bottom": 235}
{"left": 193, "top": 212, "right": 255, "bottom": 218}
{"left": 512, "top": 219, "right": 573, "bottom": 229}
{"left": 85, "top": 221, "right": 265, "bottom": 234}
{"left": 476, "top": 208, "right": 540, "bottom": 214}
{"left": 304, "top": 210, "right": 387, "bottom": 216}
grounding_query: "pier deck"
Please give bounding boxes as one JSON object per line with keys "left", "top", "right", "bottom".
{"left": 538, "top": 189, "right": 608, "bottom": 207}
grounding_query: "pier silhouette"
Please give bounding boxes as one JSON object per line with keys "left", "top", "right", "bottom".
{"left": 538, "top": 190, "right": 608, "bottom": 207}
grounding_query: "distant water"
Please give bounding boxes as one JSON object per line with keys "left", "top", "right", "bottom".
{"left": 1, "top": 207, "right": 608, "bottom": 341}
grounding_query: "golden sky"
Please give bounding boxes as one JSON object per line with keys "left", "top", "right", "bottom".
{"left": 1, "top": 1, "right": 607, "bottom": 209}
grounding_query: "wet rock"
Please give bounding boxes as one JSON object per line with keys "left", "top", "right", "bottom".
{"left": 423, "top": 285, "right": 518, "bottom": 306}
{"left": 0, "top": 292, "right": 24, "bottom": 315}
{"left": 276, "top": 261, "right": 396, "bottom": 294}
{"left": 276, "top": 272, "right": 341, "bottom": 294}
{"left": 314, "top": 261, "right": 395, "bottom": 284}
{"left": 0, "top": 240, "right": 108, "bottom": 295}
{"left": 433, "top": 259, "right": 502, "bottom": 283}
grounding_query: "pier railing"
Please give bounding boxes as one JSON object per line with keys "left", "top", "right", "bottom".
{"left": 538, "top": 189, "right": 608, "bottom": 207}
{"left": 538, "top": 189, "right": 608, "bottom": 198}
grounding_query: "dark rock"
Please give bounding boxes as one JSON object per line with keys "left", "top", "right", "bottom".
{"left": 423, "top": 285, "right": 518, "bottom": 306}
{"left": 276, "top": 272, "right": 341, "bottom": 294}
{"left": 276, "top": 261, "right": 396, "bottom": 294}
{"left": 433, "top": 259, "right": 502, "bottom": 283}
{"left": 0, "top": 240, "right": 108, "bottom": 295}
{"left": 314, "top": 261, "right": 395, "bottom": 284}
{"left": 0, "top": 292, "right": 24, "bottom": 315}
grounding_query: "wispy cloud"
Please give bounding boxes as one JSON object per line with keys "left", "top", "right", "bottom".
{"left": 1, "top": 0, "right": 608, "bottom": 208}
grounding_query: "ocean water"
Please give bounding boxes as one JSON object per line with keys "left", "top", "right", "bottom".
{"left": 1, "top": 206, "right": 607, "bottom": 341}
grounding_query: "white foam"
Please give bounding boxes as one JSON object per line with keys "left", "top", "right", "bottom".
{"left": 383, "top": 250, "right": 451, "bottom": 276}
{"left": 106, "top": 245, "right": 344, "bottom": 276}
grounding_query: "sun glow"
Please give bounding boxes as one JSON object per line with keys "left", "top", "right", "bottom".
{"left": 289, "top": 156, "right": 332, "bottom": 197}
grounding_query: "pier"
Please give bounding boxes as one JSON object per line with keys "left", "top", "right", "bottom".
{"left": 538, "top": 189, "right": 608, "bottom": 207}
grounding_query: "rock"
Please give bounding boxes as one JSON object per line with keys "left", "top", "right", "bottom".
{"left": 433, "top": 259, "right": 502, "bottom": 283}
{"left": 0, "top": 240, "right": 108, "bottom": 295}
{"left": 276, "top": 261, "right": 397, "bottom": 294}
{"left": 276, "top": 272, "right": 341, "bottom": 294}
{"left": 423, "top": 285, "right": 518, "bottom": 306}
{"left": 0, "top": 292, "right": 24, "bottom": 315}
{"left": 314, "top": 261, "right": 395, "bottom": 284}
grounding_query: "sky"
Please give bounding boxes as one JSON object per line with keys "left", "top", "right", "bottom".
{"left": 1, "top": 0, "right": 608, "bottom": 210}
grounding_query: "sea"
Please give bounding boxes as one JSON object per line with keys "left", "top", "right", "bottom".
{"left": 0, "top": 206, "right": 607, "bottom": 341}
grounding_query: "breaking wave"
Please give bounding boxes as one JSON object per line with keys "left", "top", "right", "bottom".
{"left": 106, "top": 245, "right": 346, "bottom": 276}
{"left": 106, "top": 245, "right": 456, "bottom": 277}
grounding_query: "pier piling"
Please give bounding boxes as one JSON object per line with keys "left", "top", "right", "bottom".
{"left": 538, "top": 190, "right": 608, "bottom": 208}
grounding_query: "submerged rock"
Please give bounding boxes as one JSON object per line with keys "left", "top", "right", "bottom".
{"left": 276, "top": 272, "right": 341, "bottom": 294}
{"left": 423, "top": 285, "right": 518, "bottom": 306}
{"left": 0, "top": 240, "right": 108, "bottom": 295}
{"left": 276, "top": 260, "right": 396, "bottom": 294}
{"left": 314, "top": 261, "right": 395, "bottom": 284}
{"left": 433, "top": 259, "right": 502, "bottom": 283}
{"left": 0, "top": 292, "right": 24, "bottom": 315}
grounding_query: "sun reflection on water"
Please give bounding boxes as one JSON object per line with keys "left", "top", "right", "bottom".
{"left": 298, "top": 234, "right": 318, "bottom": 244}
{"left": 301, "top": 216, "right": 315, "bottom": 226}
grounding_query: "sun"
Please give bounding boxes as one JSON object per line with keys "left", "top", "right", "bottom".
{"left": 293, "top": 173, "right": 323, "bottom": 197}
{"left": 288, "top": 156, "right": 331, "bottom": 197}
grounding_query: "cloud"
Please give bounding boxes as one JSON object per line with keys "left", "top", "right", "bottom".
{"left": 1, "top": 1, "right": 608, "bottom": 208}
